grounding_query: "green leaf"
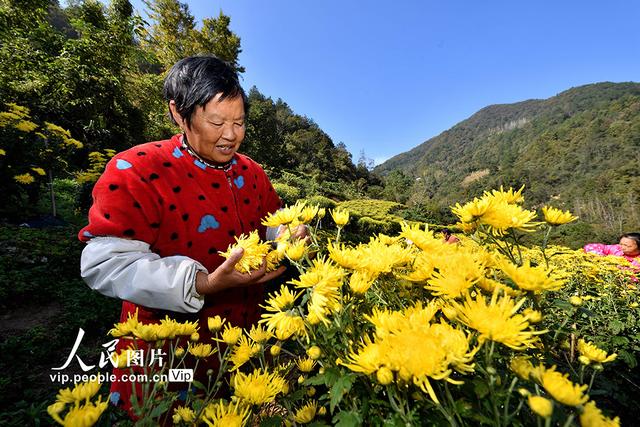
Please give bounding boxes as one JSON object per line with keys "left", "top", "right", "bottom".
{"left": 329, "top": 374, "right": 355, "bottom": 412}
{"left": 609, "top": 320, "right": 625, "bottom": 335}
{"left": 148, "top": 399, "right": 172, "bottom": 419}
{"left": 473, "top": 379, "right": 489, "bottom": 399}
{"left": 333, "top": 410, "right": 362, "bottom": 427}
{"left": 611, "top": 335, "right": 629, "bottom": 346}
{"left": 259, "top": 415, "right": 283, "bottom": 427}
{"left": 190, "top": 380, "right": 207, "bottom": 391}
{"left": 552, "top": 298, "right": 574, "bottom": 311}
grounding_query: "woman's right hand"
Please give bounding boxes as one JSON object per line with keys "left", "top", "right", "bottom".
{"left": 195, "top": 248, "right": 286, "bottom": 295}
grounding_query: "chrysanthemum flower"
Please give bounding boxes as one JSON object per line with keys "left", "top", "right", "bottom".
{"left": 188, "top": 343, "right": 216, "bottom": 359}
{"left": 48, "top": 396, "right": 107, "bottom": 426}
{"left": 55, "top": 379, "right": 101, "bottom": 404}
{"left": 261, "top": 285, "right": 300, "bottom": 311}
{"left": 262, "top": 202, "right": 305, "bottom": 227}
{"left": 296, "top": 357, "right": 317, "bottom": 373}
{"left": 109, "top": 311, "right": 140, "bottom": 337}
{"left": 541, "top": 206, "right": 578, "bottom": 226}
{"left": 509, "top": 356, "right": 536, "bottom": 380}
{"left": 451, "top": 290, "right": 546, "bottom": 350}
{"left": 285, "top": 239, "right": 308, "bottom": 261}
{"left": 202, "top": 400, "right": 251, "bottom": 427}
{"left": 132, "top": 323, "right": 159, "bottom": 341}
{"left": 299, "top": 205, "right": 319, "bottom": 223}
{"left": 208, "top": 315, "right": 226, "bottom": 333}
{"left": 110, "top": 348, "right": 137, "bottom": 368}
{"left": 399, "top": 223, "right": 440, "bottom": 252}
{"left": 528, "top": 395, "right": 553, "bottom": 418}
{"left": 579, "top": 401, "right": 620, "bottom": 427}
{"left": 522, "top": 308, "right": 543, "bottom": 323}
{"left": 219, "top": 231, "right": 272, "bottom": 273}
{"left": 376, "top": 367, "right": 394, "bottom": 385}
{"left": 400, "top": 252, "right": 435, "bottom": 283}
{"left": 232, "top": 368, "right": 286, "bottom": 405}
{"left": 451, "top": 197, "right": 493, "bottom": 223}
{"left": 293, "top": 401, "right": 318, "bottom": 424}
{"left": 577, "top": 339, "right": 617, "bottom": 365}
{"left": 539, "top": 366, "right": 589, "bottom": 406}
{"left": 291, "top": 257, "right": 344, "bottom": 325}
{"left": 355, "top": 238, "right": 414, "bottom": 275}
{"left": 330, "top": 208, "right": 350, "bottom": 226}
{"left": 14, "top": 173, "right": 35, "bottom": 184}
{"left": 220, "top": 325, "right": 243, "bottom": 346}
{"left": 499, "top": 260, "right": 565, "bottom": 293}
{"left": 425, "top": 253, "right": 485, "bottom": 299}
{"left": 248, "top": 324, "right": 272, "bottom": 344}
{"left": 172, "top": 406, "right": 196, "bottom": 424}
{"left": 306, "top": 346, "right": 322, "bottom": 360}
{"left": 260, "top": 310, "right": 307, "bottom": 340}
{"left": 484, "top": 186, "right": 525, "bottom": 204}
{"left": 348, "top": 270, "right": 378, "bottom": 294}
{"left": 229, "top": 336, "right": 260, "bottom": 370}
{"left": 479, "top": 200, "right": 539, "bottom": 236}
{"left": 327, "top": 241, "right": 362, "bottom": 269}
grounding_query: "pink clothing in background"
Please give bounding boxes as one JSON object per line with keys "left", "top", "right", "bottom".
{"left": 583, "top": 243, "right": 640, "bottom": 268}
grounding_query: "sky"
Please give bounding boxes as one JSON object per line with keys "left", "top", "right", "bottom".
{"left": 126, "top": 0, "right": 640, "bottom": 165}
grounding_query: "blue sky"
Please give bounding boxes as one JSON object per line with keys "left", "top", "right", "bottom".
{"left": 127, "top": 0, "right": 639, "bottom": 165}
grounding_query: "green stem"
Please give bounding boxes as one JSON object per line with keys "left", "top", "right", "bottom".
{"left": 561, "top": 413, "right": 575, "bottom": 427}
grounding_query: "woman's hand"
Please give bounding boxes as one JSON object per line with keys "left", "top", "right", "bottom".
{"left": 195, "top": 248, "right": 286, "bottom": 295}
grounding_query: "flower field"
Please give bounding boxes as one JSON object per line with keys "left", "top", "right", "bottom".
{"left": 49, "top": 188, "right": 639, "bottom": 426}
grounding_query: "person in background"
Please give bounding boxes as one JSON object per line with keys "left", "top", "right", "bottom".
{"left": 78, "top": 55, "right": 292, "bottom": 417}
{"left": 441, "top": 228, "right": 460, "bottom": 244}
{"left": 583, "top": 232, "right": 640, "bottom": 268}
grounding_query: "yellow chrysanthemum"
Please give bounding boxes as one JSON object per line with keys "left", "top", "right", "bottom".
{"left": 346, "top": 303, "right": 476, "bottom": 404}
{"left": 522, "top": 308, "right": 543, "bottom": 323}
{"left": 541, "top": 206, "right": 578, "bottom": 226}
{"left": 327, "top": 240, "right": 362, "bottom": 269}
{"left": 579, "top": 401, "right": 620, "bottom": 427}
{"left": 202, "top": 400, "right": 251, "bottom": 427}
{"left": 109, "top": 311, "right": 140, "bottom": 337}
{"left": 400, "top": 251, "right": 435, "bottom": 283}
{"left": 261, "top": 284, "right": 300, "bottom": 311}
{"left": 220, "top": 325, "right": 243, "bottom": 346}
{"left": 14, "top": 173, "right": 35, "bottom": 184}
{"left": 399, "top": 222, "right": 441, "bottom": 252}
{"left": 262, "top": 202, "right": 305, "bottom": 227}
{"left": 208, "top": 315, "right": 226, "bottom": 333}
{"left": 577, "top": 339, "right": 617, "bottom": 365}
{"left": 451, "top": 290, "right": 546, "bottom": 350}
{"left": 260, "top": 309, "right": 307, "bottom": 341}
{"left": 376, "top": 366, "right": 394, "bottom": 385}
{"left": 172, "top": 406, "right": 196, "bottom": 424}
{"left": 229, "top": 336, "right": 260, "bottom": 370}
{"left": 306, "top": 346, "right": 322, "bottom": 360}
{"left": 354, "top": 238, "right": 414, "bottom": 275}
{"left": 348, "top": 270, "right": 378, "bottom": 294}
{"left": 299, "top": 205, "right": 319, "bottom": 223}
{"left": 248, "top": 324, "right": 272, "bottom": 344}
{"left": 479, "top": 200, "right": 539, "bottom": 236}
{"left": 499, "top": 259, "right": 565, "bottom": 293}
{"left": 296, "top": 357, "right": 317, "bottom": 373}
{"left": 55, "top": 379, "right": 101, "bottom": 404}
{"left": 528, "top": 395, "right": 553, "bottom": 418}
{"left": 219, "top": 231, "right": 272, "bottom": 273}
{"left": 290, "top": 257, "right": 344, "bottom": 325}
{"left": 330, "top": 208, "right": 350, "bottom": 226}
{"left": 509, "top": 356, "right": 536, "bottom": 380}
{"left": 188, "top": 343, "right": 216, "bottom": 359}
{"left": 425, "top": 252, "right": 485, "bottom": 299}
{"left": 109, "top": 348, "right": 138, "bottom": 368}
{"left": 232, "top": 368, "right": 286, "bottom": 405}
{"left": 484, "top": 186, "right": 525, "bottom": 204}
{"left": 48, "top": 396, "right": 107, "bottom": 426}
{"left": 285, "top": 239, "right": 308, "bottom": 261}
{"left": 451, "top": 197, "right": 494, "bottom": 223}
{"left": 539, "top": 366, "right": 589, "bottom": 406}
{"left": 293, "top": 401, "right": 318, "bottom": 424}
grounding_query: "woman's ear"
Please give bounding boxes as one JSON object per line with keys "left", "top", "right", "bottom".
{"left": 168, "top": 100, "right": 186, "bottom": 130}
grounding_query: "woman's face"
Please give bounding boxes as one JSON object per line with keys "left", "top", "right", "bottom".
{"left": 619, "top": 237, "right": 640, "bottom": 256}
{"left": 170, "top": 93, "right": 245, "bottom": 164}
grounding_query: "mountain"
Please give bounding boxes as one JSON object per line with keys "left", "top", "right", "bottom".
{"left": 375, "top": 82, "right": 640, "bottom": 240}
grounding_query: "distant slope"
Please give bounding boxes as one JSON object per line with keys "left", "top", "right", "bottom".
{"left": 375, "top": 82, "right": 640, "bottom": 237}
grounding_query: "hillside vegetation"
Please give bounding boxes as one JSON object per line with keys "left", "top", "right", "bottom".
{"left": 376, "top": 82, "right": 640, "bottom": 245}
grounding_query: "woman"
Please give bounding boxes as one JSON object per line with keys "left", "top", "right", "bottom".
{"left": 78, "top": 56, "right": 288, "bottom": 415}
{"left": 583, "top": 233, "right": 640, "bottom": 267}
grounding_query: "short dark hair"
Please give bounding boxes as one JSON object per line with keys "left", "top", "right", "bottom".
{"left": 163, "top": 56, "right": 248, "bottom": 128}
{"left": 620, "top": 232, "right": 640, "bottom": 249}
